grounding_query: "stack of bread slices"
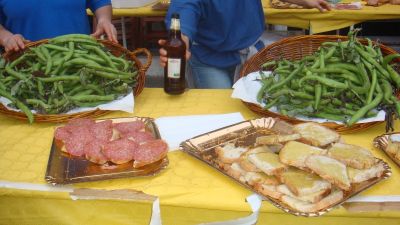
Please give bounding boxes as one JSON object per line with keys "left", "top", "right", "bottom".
{"left": 215, "top": 122, "right": 386, "bottom": 213}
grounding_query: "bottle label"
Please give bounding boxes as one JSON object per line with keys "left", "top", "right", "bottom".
{"left": 170, "top": 18, "right": 180, "bottom": 30}
{"left": 167, "top": 58, "right": 181, "bottom": 79}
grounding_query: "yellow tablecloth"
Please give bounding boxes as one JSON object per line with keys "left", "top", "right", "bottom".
{"left": 110, "top": 1, "right": 400, "bottom": 34}
{"left": 0, "top": 88, "right": 399, "bottom": 225}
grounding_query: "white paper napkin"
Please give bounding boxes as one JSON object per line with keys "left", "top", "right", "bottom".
{"left": 155, "top": 112, "right": 245, "bottom": 151}
{"left": 231, "top": 71, "right": 386, "bottom": 124}
{"left": 0, "top": 91, "right": 134, "bottom": 114}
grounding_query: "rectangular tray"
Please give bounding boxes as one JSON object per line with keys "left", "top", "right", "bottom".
{"left": 180, "top": 117, "right": 391, "bottom": 217}
{"left": 45, "top": 117, "right": 169, "bottom": 185}
{"left": 373, "top": 133, "right": 400, "bottom": 168}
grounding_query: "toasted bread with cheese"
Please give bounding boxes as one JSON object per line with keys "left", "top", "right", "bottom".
{"left": 244, "top": 172, "right": 280, "bottom": 186}
{"left": 347, "top": 162, "right": 385, "bottom": 183}
{"left": 293, "top": 122, "right": 340, "bottom": 147}
{"left": 254, "top": 183, "right": 282, "bottom": 199}
{"left": 328, "top": 143, "right": 377, "bottom": 169}
{"left": 276, "top": 184, "right": 331, "bottom": 204}
{"left": 215, "top": 143, "right": 248, "bottom": 164}
{"left": 305, "top": 155, "right": 351, "bottom": 191}
{"left": 256, "top": 133, "right": 301, "bottom": 145}
{"left": 278, "top": 167, "right": 331, "bottom": 196}
{"left": 279, "top": 141, "right": 327, "bottom": 169}
{"left": 386, "top": 134, "right": 400, "bottom": 155}
{"left": 280, "top": 189, "right": 344, "bottom": 213}
{"left": 239, "top": 146, "right": 269, "bottom": 172}
{"left": 247, "top": 147, "right": 287, "bottom": 175}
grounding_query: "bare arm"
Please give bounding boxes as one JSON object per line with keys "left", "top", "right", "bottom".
{"left": 91, "top": 5, "right": 118, "bottom": 43}
{"left": 0, "top": 24, "right": 25, "bottom": 52}
{"left": 282, "top": 0, "right": 331, "bottom": 11}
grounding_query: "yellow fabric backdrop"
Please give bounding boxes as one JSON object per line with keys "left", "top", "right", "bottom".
{"left": 0, "top": 88, "right": 399, "bottom": 225}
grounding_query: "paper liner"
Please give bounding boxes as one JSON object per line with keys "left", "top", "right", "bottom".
{"left": 180, "top": 117, "right": 391, "bottom": 216}
{"left": 45, "top": 117, "right": 169, "bottom": 185}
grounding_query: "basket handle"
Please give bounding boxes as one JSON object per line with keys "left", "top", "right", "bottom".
{"left": 131, "top": 48, "right": 152, "bottom": 73}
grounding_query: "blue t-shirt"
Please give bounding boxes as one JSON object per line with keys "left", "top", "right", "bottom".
{"left": 0, "top": 0, "right": 110, "bottom": 41}
{"left": 166, "top": 0, "right": 265, "bottom": 68}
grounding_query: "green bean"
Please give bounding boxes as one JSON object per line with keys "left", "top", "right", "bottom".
{"left": 313, "top": 112, "right": 346, "bottom": 121}
{"left": 40, "top": 46, "right": 53, "bottom": 75}
{"left": 347, "top": 92, "right": 383, "bottom": 126}
{"left": 85, "top": 45, "right": 117, "bottom": 69}
{"left": 38, "top": 75, "right": 80, "bottom": 82}
{"left": 386, "top": 64, "right": 400, "bottom": 89}
{"left": 383, "top": 54, "right": 400, "bottom": 68}
{"left": 267, "top": 64, "right": 304, "bottom": 93}
{"left": 69, "top": 94, "right": 115, "bottom": 102}
{"left": 26, "top": 99, "right": 51, "bottom": 110}
{"left": 263, "top": 98, "right": 279, "bottom": 109}
{"left": 86, "top": 68, "right": 137, "bottom": 80}
{"left": 381, "top": 79, "right": 393, "bottom": 104}
{"left": 257, "top": 78, "right": 273, "bottom": 103}
{"left": 74, "top": 100, "right": 109, "bottom": 107}
{"left": 261, "top": 61, "right": 276, "bottom": 70}
{"left": 300, "top": 75, "right": 348, "bottom": 89}
{"left": 355, "top": 45, "right": 390, "bottom": 79}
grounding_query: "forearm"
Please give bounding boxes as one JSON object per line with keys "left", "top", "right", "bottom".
{"left": 94, "top": 5, "right": 112, "bottom": 23}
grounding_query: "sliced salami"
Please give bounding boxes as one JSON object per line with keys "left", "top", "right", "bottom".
{"left": 113, "top": 121, "right": 146, "bottom": 134}
{"left": 124, "top": 131, "right": 155, "bottom": 144}
{"left": 85, "top": 140, "right": 108, "bottom": 164}
{"left": 63, "top": 126, "right": 93, "bottom": 157}
{"left": 54, "top": 126, "right": 71, "bottom": 142}
{"left": 133, "top": 139, "right": 168, "bottom": 168}
{"left": 103, "top": 138, "right": 139, "bottom": 164}
{"left": 67, "top": 118, "right": 96, "bottom": 127}
{"left": 90, "top": 120, "right": 113, "bottom": 142}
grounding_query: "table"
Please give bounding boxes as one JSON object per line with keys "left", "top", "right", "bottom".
{"left": 110, "top": 1, "right": 400, "bottom": 34}
{"left": 0, "top": 88, "right": 399, "bottom": 225}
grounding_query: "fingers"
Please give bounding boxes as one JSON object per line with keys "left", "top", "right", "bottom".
{"left": 158, "top": 39, "right": 166, "bottom": 46}
{"left": 4, "top": 34, "right": 25, "bottom": 52}
{"left": 320, "top": 0, "right": 331, "bottom": 11}
{"left": 91, "top": 29, "right": 102, "bottom": 38}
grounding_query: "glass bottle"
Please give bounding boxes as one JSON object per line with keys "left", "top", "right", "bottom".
{"left": 163, "top": 13, "right": 186, "bottom": 95}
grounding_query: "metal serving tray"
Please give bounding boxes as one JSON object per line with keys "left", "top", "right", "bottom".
{"left": 45, "top": 117, "right": 169, "bottom": 185}
{"left": 374, "top": 133, "right": 400, "bottom": 168}
{"left": 180, "top": 117, "right": 391, "bottom": 217}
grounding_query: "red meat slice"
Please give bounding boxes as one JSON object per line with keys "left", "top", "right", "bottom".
{"left": 90, "top": 120, "right": 113, "bottom": 142}
{"left": 63, "top": 126, "right": 93, "bottom": 157}
{"left": 123, "top": 131, "right": 155, "bottom": 144}
{"left": 85, "top": 140, "right": 108, "bottom": 164}
{"left": 113, "top": 121, "right": 146, "bottom": 134}
{"left": 103, "top": 138, "right": 139, "bottom": 164}
{"left": 54, "top": 126, "right": 71, "bottom": 142}
{"left": 133, "top": 139, "right": 168, "bottom": 168}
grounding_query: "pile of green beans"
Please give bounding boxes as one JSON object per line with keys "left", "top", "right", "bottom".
{"left": 0, "top": 34, "right": 138, "bottom": 123}
{"left": 257, "top": 29, "right": 400, "bottom": 126}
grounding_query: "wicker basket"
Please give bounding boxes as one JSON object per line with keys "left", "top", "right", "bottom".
{"left": 0, "top": 39, "right": 151, "bottom": 123}
{"left": 240, "top": 35, "right": 400, "bottom": 133}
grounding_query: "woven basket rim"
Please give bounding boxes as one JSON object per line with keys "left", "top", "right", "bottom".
{"left": 0, "top": 38, "right": 152, "bottom": 123}
{"left": 239, "top": 34, "right": 399, "bottom": 133}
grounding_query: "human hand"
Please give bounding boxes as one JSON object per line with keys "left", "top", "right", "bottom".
{"left": 92, "top": 18, "right": 118, "bottom": 43}
{"left": 301, "top": 0, "right": 331, "bottom": 11}
{"left": 2, "top": 34, "right": 26, "bottom": 52}
{"left": 158, "top": 35, "right": 191, "bottom": 68}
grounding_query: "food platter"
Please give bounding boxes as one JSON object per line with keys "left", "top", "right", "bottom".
{"left": 373, "top": 133, "right": 400, "bottom": 167}
{"left": 180, "top": 117, "right": 391, "bottom": 216}
{"left": 45, "top": 117, "right": 168, "bottom": 185}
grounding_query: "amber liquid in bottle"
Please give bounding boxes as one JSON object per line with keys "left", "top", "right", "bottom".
{"left": 164, "top": 13, "right": 186, "bottom": 95}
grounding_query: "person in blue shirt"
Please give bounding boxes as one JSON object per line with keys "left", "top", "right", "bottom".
{"left": 159, "top": 0, "right": 331, "bottom": 89}
{"left": 0, "top": 0, "right": 117, "bottom": 52}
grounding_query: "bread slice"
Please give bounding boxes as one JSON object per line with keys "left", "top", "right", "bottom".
{"left": 280, "top": 189, "right": 344, "bottom": 213}
{"left": 256, "top": 133, "right": 301, "bottom": 145}
{"left": 243, "top": 172, "right": 280, "bottom": 186}
{"left": 293, "top": 122, "right": 340, "bottom": 147}
{"left": 279, "top": 141, "right": 327, "bottom": 169}
{"left": 347, "top": 162, "right": 385, "bottom": 183}
{"left": 278, "top": 167, "right": 331, "bottom": 196}
{"left": 276, "top": 184, "right": 331, "bottom": 204}
{"left": 386, "top": 135, "right": 400, "bottom": 155}
{"left": 305, "top": 155, "right": 351, "bottom": 191}
{"left": 247, "top": 147, "right": 287, "bottom": 175}
{"left": 238, "top": 146, "right": 269, "bottom": 172}
{"left": 328, "top": 143, "right": 377, "bottom": 169}
{"left": 254, "top": 183, "right": 282, "bottom": 199}
{"left": 215, "top": 143, "right": 248, "bottom": 164}
{"left": 226, "top": 162, "right": 247, "bottom": 183}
